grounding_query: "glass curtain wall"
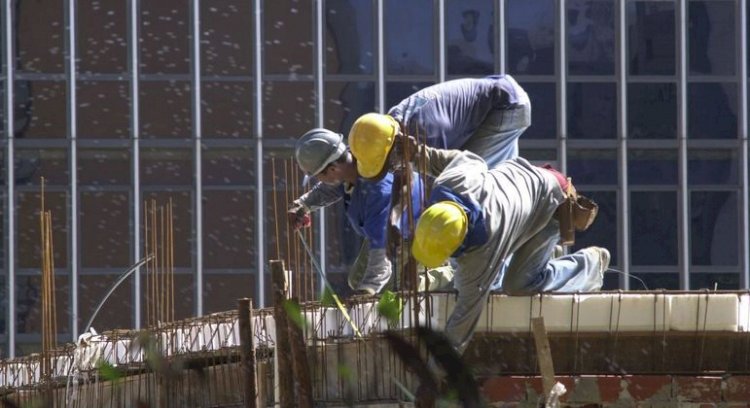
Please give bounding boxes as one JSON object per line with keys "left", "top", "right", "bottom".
{"left": 1, "top": 0, "right": 748, "bottom": 357}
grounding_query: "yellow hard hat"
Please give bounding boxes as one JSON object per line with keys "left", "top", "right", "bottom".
{"left": 412, "top": 201, "right": 468, "bottom": 268}
{"left": 348, "top": 113, "right": 399, "bottom": 178}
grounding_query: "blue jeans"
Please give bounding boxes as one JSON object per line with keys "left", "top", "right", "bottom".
{"left": 462, "top": 102, "right": 531, "bottom": 169}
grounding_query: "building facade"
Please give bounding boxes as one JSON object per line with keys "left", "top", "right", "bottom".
{"left": 1, "top": 0, "right": 749, "bottom": 357}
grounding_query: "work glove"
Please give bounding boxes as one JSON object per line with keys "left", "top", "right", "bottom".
{"left": 287, "top": 201, "right": 311, "bottom": 230}
{"left": 389, "top": 134, "right": 419, "bottom": 172}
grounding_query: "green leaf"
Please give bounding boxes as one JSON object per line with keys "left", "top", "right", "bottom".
{"left": 377, "top": 290, "right": 403, "bottom": 326}
{"left": 321, "top": 287, "right": 336, "bottom": 307}
{"left": 283, "top": 299, "right": 307, "bottom": 329}
{"left": 97, "top": 360, "right": 123, "bottom": 382}
{"left": 337, "top": 363, "right": 353, "bottom": 381}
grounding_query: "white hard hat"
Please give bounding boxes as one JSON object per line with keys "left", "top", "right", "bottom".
{"left": 295, "top": 128, "right": 346, "bottom": 178}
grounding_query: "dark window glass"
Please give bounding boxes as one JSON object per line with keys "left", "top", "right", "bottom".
{"left": 628, "top": 149, "right": 678, "bottom": 185}
{"left": 4, "top": 80, "right": 33, "bottom": 140}
{"left": 0, "top": 276, "right": 4, "bottom": 334}
{"left": 567, "top": 82, "right": 616, "bottom": 139}
{"left": 201, "top": 0, "right": 253, "bottom": 75}
{"left": 568, "top": 0, "right": 615, "bottom": 75}
{"left": 630, "top": 273, "right": 678, "bottom": 290}
{"left": 568, "top": 149, "right": 617, "bottom": 185}
{"left": 262, "top": 81, "right": 315, "bottom": 138}
{"left": 141, "top": 192, "right": 192, "bottom": 269}
{"left": 689, "top": 1, "right": 735, "bottom": 76}
{"left": 16, "top": 276, "right": 70, "bottom": 335}
{"left": 203, "top": 191, "right": 255, "bottom": 269}
{"left": 140, "top": 1, "right": 190, "bottom": 74}
{"left": 264, "top": 0, "right": 313, "bottom": 75}
{"left": 78, "top": 81, "right": 131, "bottom": 139}
{"left": 688, "top": 83, "right": 737, "bottom": 139}
{"left": 572, "top": 191, "right": 618, "bottom": 267}
{"left": 446, "top": 0, "right": 495, "bottom": 76}
{"left": 628, "top": 2, "right": 675, "bottom": 76}
{"left": 690, "top": 273, "right": 739, "bottom": 290}
{"left": 79, "top": 0, "right": 127, "bottom": 74}
{"left": 140, "top": 82, "right": 192, "bottom": 139}
{"left": 80, "top": 192, "right": 130, "bottom": 268}
{"left": 507, "top": 0, "right": 555, "bottom": 75}
{"left": 325, "top": 82, "right": 376, "bottom": 134}
{"left": 140, "top": 148, "right": 192, "bottom": 185}
{"left": 385, "top": 0, "right": 434, "bottom": 75}
{"left": 628, "top": 83, "right": 676, "bottom": 139}
{"left": 202, "top": 82, "right": 253, "bottom": 138}
{"left": 691, "top": 191, "right": 737, "bottom": 266}
{"left": 325, "top": 0, "right": 374, "bottom": 75}
{"left": 520, "top": 149, "right": 557, "bottom": 163}
{"left": 522, "top": 82, "right": 556, "bottom": 139}
{"left": 78, "top": 149, "right": 131, "bottom": 186}
{"left": 630, "top": 191, "right": 678, "bottom": 266}
{"left": 204, "top": 274, "right": 257, "bottom": 314}
{"left": 385, "top": 82, "right": 434, "bottom": 112}
{"left": 18, "top": 81, "right": 67, "bottom": 139}
{"left": 688, "top": 149, "right": 737, "bottom": 186}
{"left": 0, "top": 81, "right": 4, "bottom": 138}
{"left": 17, "top": 191, "right": 68, "bottom": 269}
{"left": 16, "top": 0, "right": 64, "bottom": 73}
{"left": 16, "top": 148, "right": 68, "bottom": 186}
{"left": 80, "top": 274, "right": 133, "bottom": 331}
{"left": 203, "top": 146, "right": 256, "bottom": 186}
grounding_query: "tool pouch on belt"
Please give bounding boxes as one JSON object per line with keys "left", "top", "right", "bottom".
{"left": 557, "top": 178, "right": 599, "bottom": 246}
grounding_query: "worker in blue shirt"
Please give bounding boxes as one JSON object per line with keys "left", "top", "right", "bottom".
{"left": 287, "top": 129, "right": 452, "bottom": 294}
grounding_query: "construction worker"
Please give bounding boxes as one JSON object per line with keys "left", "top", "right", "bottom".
{"left": 287, "top": 128, "right": 452, "bottom": 295}
{"left": 355, "top": 74, "right": 530, "bottom": 181}
{"left": 348, "top": 121, "right": 609, "bottom": 354}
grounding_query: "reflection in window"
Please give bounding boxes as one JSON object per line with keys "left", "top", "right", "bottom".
{"left": 77, "top": 82, "right": 130, "bottom": 139}
{"left": 79, "top": 275, "right": 133, "bottom": 331}
{"left": 16, "top": 0, "right": 64, "bottom": 73}
{"left": 385, "top": 0, "right": 434, "bottom": 75}
{"left": 139, "top": 82, "right": 192, "bottom": 139}
{"left": 326, "top": 0, "right": 374, "bottom": 75}
{"left": 325, "top": 82, "right": 375, "bottom": 133}
{"left": 691, "top": 273, "right": 739, "bottom": 290}
{"left": 691, "top": 191, "right": 737, "bottom": 267}
{"left": 202, "top": 147, "right": 256, "bottom": 186}
{"left": 203, "top": 191, "right": 255, "bottom": 269}
{"left": 140, "top": 2, "right": 190, "bottom": 75}
{"left": 19, "top": 81, "right": 67, "bottom": 139}
{"left": 262, "top": 81, "right": 316, "bottom": 138}
{"left": 79, "top": 0, "right": 127, "bottom": 74}
{"left": 15, "top": 148, "right": 68, "bottom": 186}
{"left": 140, "top": 148, "right": 193, "bottom": 186}
{"left": 572, "top": 191, "right": 618, "bottom": 267}
{"left": 568, "top": 149, "right": 617, "bottom": 185}
{"left": 15, "top": 276, "right": 70, "bottom": 335}
{"left": 201, "top": 82, "right": 253, "bottom": 138}
{"left": 567, "top": 0, "right": 614, "bottom": 75}
{"left": 446, "top": 0, "right": 494, "bottom": 75}
{"left": 521, "top": 82, "right": 556, "bottom": 139}
{"left": 507, "top": 0, "right": 554, "bottom": 75}
{"left": 628, "top": 83, "right": 676, "bottom": 139}
{"left": 688, "top": 149, "right": 737, "bottom": 186}
{"left": 630, "top": 191, "right": 678, "bottom": 266}
{"left": 204, "top": 274, "right": 257, "bottom": 314}
{"left": 78, "top": 149, "right": 131, "bottom": 186}
{"left": 628, "top": 149, "right": 678, "bottom": 185}
{"left": 200, "top": 0, "right": 253, "bottom": 76}
{"left": 689, "top": 1, "right": 735, "bottom": 76}
{"left": 567, "top": 82, "right": 616, "bottom": 139}
{"left": 81, "top": 192, "right": 130, "bottom": 268}
{"left": 630, "top": 273, "right": 677, "bottom": 290}
{"left": 688, "top": 83, "right": 737, "bottom": 139}
{"left": 628, "top": 2, "right": 675, "bottom": 76}
{"left": 385, "top": 82, "right": 434, "bottom": 111}
{"left": 264, "top": 0, "right": 314, "bottom": 75}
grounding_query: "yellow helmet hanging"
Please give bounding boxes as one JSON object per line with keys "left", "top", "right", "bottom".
{"left": 412, "top": 201, "right": 468, "bottom": 268}
{"left": 348, "top": 113, "right": 399, "bottom": 178}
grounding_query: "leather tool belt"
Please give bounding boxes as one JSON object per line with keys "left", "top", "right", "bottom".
{"left": 556, "top": 178, "right": 598, "bottom": 246}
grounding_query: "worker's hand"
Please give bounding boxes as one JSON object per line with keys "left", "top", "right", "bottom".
{"left": 287, "top": 202, "right": 311, "bottom": 229}
{"left": 392, "top": 134, "right": 419, "bottom": 162}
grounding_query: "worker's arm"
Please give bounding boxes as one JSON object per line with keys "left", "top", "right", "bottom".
{"left": 352, "top": 180, "right": 395, "bottom": 294}
{"left": 287, "top": 182, "right": 343, "bottom": 229}
{"left": 390, "top": 134, "right": 463, "bottom": 178}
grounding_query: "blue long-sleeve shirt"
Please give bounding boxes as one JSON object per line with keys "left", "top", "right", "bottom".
{"left": 387, "top": 75, "right": 529, "bottom": 150}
